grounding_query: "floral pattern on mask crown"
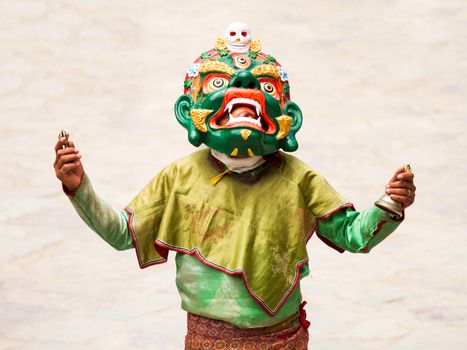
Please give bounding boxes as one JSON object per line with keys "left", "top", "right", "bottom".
{"left": 251, "top": 64, "right": 280, "bottom": 79}
{"left": 214, "top": 37, "right": 228, "bottom": 51}
{"left": 279, "top": 67, "right": 288, "bottom": 82}
{"left": 199, "top": 60, "right": 235, "bottom": 76}
{"left": 249, "top": 39, "right": 262, "bottom": 53}
{"left": 187, "top": 63, "right": 200, "bottom": 78}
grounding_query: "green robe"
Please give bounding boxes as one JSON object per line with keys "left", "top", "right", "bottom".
{"left": 68, "top": 149, "right": 402, "bottom": 327}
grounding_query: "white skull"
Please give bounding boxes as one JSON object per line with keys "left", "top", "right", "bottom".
{"left": 224, "top": 22, "right": 251, "bottom": 53}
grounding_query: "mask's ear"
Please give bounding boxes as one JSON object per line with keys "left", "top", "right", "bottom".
{"left": 281, "top": 101, "right": 303, "bottom": 152}
{"left": 174, "top": 94, "right": 202, "bottom": 147}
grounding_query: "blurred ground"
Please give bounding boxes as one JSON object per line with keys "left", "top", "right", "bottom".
{"left": 1, "top": 0, "right": 466, "bottom": 349}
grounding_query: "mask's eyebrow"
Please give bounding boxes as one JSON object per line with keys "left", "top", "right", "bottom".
{"left": 199, "top": 60, "right": 235, "bottom": 76}
{"left": 251, "top": 64, "right": 280, "bottom": 79}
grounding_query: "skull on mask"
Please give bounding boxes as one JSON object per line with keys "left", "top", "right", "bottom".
{"left": 225, "top": 22, "right": 252, "bottom": 53}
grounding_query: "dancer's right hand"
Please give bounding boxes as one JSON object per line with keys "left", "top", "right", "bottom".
{"left": 54, "top": 136, "right": 84, "bottom": 193}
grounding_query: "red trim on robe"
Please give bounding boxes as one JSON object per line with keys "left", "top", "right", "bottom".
{"left": 299, "top": 301, "right": 311, "bottom": 329}
{"left": 312, "top": 203, "right": 355, "bottom": 253}
{"left": 125, "top": 205, "right": 307, "bottom": 316}
{"left": 153, "top": 239, "right": 309, "bottom": 317}
{"left": 124, "top": 202, "right": 367, "bottom": 315}
{"left": 125, "top": 207, "right": 168, "bottom": 268}
{"left": 360, "top": 219, "right": 388, "bottom": 253}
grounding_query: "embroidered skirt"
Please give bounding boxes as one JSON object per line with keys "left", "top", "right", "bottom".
{"left": 185, "top": 313, "right": 309, "bottom": 349}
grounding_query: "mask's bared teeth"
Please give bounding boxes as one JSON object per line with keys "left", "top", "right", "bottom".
{"left": 224, "top": 101, "right": 233, "bottom": 114}
{"left": 226, "top": 112, "right": 234, "bottom": 125}
{"left": 226, "top": 116, "right": 262, "bottom": 128}
{"left": 256, "top": 106, "right": 260, "bottom": 117}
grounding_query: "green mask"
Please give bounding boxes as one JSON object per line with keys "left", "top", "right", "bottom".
{"left": 175, "top": 22, "right": 302, "bottom": 157}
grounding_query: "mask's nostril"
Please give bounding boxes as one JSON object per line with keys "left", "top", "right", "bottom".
{"left": 234, "top": 81, "right": 242, "bottom": 88}
{"left": 248, "top": 82, "right": 255, "bottom": 89}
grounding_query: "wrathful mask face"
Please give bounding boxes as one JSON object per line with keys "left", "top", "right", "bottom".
{"left": 175, "top": 23, "right": 302, "bottom": 157}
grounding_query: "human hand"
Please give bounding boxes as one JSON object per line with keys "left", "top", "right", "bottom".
{"left": 53, "top": 135, "right": 84, "bottom": 193}
{"left": 385, "top": 166, "right": 416, "bottom": 210}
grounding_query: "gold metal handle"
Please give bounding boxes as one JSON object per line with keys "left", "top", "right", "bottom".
{"left": 58, "top": 129, "right": 69, "bottom": 149}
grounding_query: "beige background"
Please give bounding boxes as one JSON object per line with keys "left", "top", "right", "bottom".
{"left": 1, "top": 0, "right": 466, "bottom": 349}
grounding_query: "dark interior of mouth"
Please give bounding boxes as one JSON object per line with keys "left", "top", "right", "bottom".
{"left": 215, "top": 105, "right": 269, "bottom": 131}
{"left": 231, "top": 105, "right": 257, "bottom": 119}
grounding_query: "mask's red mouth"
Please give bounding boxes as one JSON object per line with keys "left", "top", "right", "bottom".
{"left": 209, "top": 88, "right": 276, "bottom": 134}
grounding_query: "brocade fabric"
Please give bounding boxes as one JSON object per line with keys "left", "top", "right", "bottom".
{"left": 184, "top": 312, "right": 309, "bottom": 350}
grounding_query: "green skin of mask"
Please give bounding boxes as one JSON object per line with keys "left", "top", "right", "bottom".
{"left": 174, "top": 51, "right": 303, "bottom": 157}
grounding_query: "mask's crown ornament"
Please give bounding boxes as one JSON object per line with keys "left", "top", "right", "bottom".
{"left": 223, "top": 22, "right": 252, "bottom": 53}
{"left": 214, "top": 22, "right": 262, "bottom": 54}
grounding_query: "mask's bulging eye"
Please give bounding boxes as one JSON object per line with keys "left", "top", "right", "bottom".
{"left": 260, "top": 81, "right": 279, "bottom": 99}
{"left": 203, "top": 74, "right": 230, "bottom": 94}
{"left": 212, "top": 78, "right": 225, "bottom": 88}
{"left": 241, "top": 31, "right": 247, "bottom": 37}
{"left": 230, "top": 31, "right": 236, "bottom": 36}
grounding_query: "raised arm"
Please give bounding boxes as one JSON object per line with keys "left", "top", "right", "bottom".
{"left": 314, "top": 167, "right": 416, "bottom": 253}
{"left": 54, "top": 135, "right": 133, "bottom": 251}
{"left": 316, "top": 206, "right": 403, "bottom": 253}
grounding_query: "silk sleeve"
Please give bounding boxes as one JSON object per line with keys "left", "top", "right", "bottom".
{"left": 66, "top": 173, "right": 133, "bottom": 251}
{"left": 316, "top": 206, "right": 403, "bottom": 253}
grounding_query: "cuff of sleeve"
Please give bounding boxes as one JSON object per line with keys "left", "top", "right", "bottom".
{"left": 360, "top": 206, "right": 404, "bottom": 253}
{"left": 374, "top": 206, "right": 405, "bottom": 222}
{"left": 64, "top": 173, "right": 90, "bottom": 201}
{"left": 62, "top": 183, "right": 75, "bottom": 197}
